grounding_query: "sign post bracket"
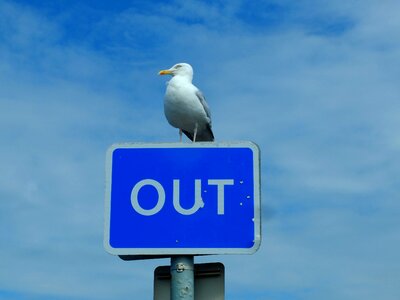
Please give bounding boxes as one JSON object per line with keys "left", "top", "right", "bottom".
{"left": 170, "top": 255, "right": 194, "bottom": 300}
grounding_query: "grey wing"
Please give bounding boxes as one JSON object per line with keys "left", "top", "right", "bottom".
{"left": 195, "top": 90, "right": 212, "bottom": 122}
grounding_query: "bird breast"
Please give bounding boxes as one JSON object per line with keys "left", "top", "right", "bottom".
{"left": 164, "top": 81, "right": 208, "bottom": 131}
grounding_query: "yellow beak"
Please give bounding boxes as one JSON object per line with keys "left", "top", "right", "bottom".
{"left": 159, "top": 69, "right": 173, "bottom": 75}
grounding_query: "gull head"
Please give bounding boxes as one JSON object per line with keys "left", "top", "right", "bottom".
{"left": 159, "top": 63, "right": 193, "bottom": 79}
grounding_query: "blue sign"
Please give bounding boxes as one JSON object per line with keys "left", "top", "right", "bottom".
{"left": 104, "top": 142, "right": 261, "bottom": 255}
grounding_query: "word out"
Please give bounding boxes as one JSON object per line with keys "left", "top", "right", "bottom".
{"left": 130, "top": 179, "right": 234, "bottom": 216}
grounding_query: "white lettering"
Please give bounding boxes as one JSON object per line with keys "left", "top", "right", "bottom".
{"left": 131, "top": 179, "right": 165, "bottom": 216}
{"left": 130, "top": 178, "right": 235, "bottom": 216}
{"left": 208, "top": 179, "right": 234, "bottom": 215}
{"left": 173, "top": 179, "right": 204, "bottom": 215}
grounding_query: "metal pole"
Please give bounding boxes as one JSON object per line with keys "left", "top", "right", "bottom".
{"left": 170, "top": 256, "right": 194, "bottom": 300}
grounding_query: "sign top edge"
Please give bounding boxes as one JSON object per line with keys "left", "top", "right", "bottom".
{"left": 107, "top": 141, "right": 260, "bottom": 152}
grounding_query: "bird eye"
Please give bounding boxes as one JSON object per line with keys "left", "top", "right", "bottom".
{"left": 175, "top": 64, "right": 182, "bottom": 68}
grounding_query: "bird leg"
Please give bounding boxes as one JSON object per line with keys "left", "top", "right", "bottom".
{"left": 179, "top": 129, "right": 183, "bottom": 142}
{"left": 193, "top": 123, "right": 198, "bottom": 142}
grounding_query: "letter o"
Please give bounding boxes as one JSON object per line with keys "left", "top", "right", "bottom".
{"left": 131, "top": 179, "right": 165, "bottom": 216}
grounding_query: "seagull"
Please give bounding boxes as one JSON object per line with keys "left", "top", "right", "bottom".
{"left": 159, "top": 63, "right": 214, "bottom": 142}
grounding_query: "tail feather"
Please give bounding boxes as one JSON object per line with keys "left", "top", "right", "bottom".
{"left": 182, "top": 124, "right": 214, "bottom": 142}
{"left": 182, "top": 130, "right": 194, "bottom": 141}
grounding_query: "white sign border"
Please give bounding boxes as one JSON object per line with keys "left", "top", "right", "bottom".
{"left": 104, "top": 141, "right": 261, "bottom": 255}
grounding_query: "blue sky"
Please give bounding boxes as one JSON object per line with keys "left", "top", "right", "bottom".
{"left": 1, "top": 0, "right": 400, "bottom": 299}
